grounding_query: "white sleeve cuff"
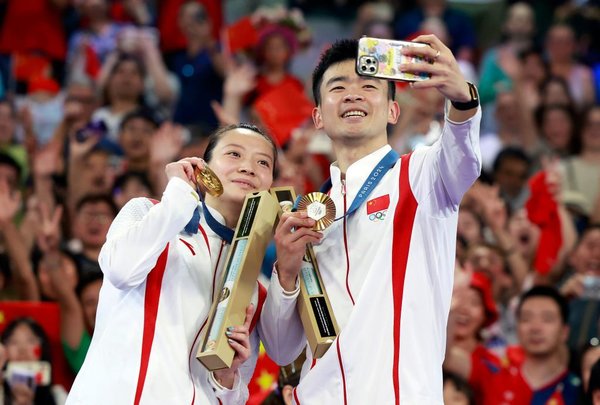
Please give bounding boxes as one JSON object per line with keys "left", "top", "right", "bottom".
{"left": 209, "top": 369, "right": 238, "bottom": 391}
{"left": 273, "top": 266, "right": 300, "bottom": 298}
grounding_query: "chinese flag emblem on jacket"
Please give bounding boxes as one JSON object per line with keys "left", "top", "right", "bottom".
{"left": 546, "top": 386, "right": 565, "bottom": 405}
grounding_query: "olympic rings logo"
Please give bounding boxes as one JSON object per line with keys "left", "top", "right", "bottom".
{"left": 368, "top": 211, "right": 386, "bottom": 221}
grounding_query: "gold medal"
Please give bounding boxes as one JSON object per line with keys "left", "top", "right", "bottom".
{"left": 297, "top": 192, "right": 336, "bottom": 231}
{"left": 194, "top": 165, "right": 223, "bottom": 197}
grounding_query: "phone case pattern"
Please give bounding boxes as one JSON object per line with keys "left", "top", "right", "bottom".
{"left": 357, "top": 37, "right": 430, "bottom": 82}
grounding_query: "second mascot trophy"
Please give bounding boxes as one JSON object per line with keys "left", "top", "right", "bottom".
{"left": 195, "top": 164, "right": 338, "bottom": 370}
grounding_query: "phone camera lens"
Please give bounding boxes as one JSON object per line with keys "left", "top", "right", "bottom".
{"left": 369, "top": 67, "right": 375, "bottom": 72}
{"left": 361, "top": 65, "right": 367, "bottom": 71}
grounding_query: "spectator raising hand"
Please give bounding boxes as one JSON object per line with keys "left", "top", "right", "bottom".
{"left": 467, "top": 181, "right": 529, "bottom": 290}
{"left": 36, "top": 202, "right": 78, "bottom": 302}
{"left": 149, "top": 121, "right": 185, "bottom": 192}
{"left": 36, "top": 203, "right": 63, "bottom": 254}
{"left": 0, "top": 177, "right": 38, "bottom": 301}
{"left": 214, "top": 61, "right": 257, "bottom": 126}
{"left": 0, "top": 176, "right": 21, "bottom": 226}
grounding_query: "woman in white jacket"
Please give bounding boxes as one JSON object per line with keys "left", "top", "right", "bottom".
{"left": 67, "top": 123, "right": 278, "bottom": 405}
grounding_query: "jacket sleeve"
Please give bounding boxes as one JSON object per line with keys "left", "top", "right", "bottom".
{"left": 409, "top": 106, "right": 482, "bottom": 212}
{"left": 258, "top": 268, "right": 307, "bottom": 366}
{"left": 209, "top": 326, "right": 260, "bottom": 404}
{"left": 98, "top": 177, "right": 198, "bottom": 289}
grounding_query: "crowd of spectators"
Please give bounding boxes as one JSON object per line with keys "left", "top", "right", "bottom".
{"left": 0, "top": 0, "right": 599, "bottom": 404}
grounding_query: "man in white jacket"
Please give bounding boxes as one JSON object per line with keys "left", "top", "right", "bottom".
{"left": 259, "top": 35, "right": 482, "bottom": 405}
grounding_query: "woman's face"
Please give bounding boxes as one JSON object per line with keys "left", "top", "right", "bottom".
{"left": 5, "top": 324, "right": 42, "bottom": 362}
{"left": 262, "top": 34, "right": 291, "bottom": 68}
{"left": 508, "top": 208, "right": 540, "bottom": 260}
{"left": 546, "top": 26, "right": 575, "bottom": 63}
{"left": 206, "top": 129, "right": 275, "bottom": 207}
{"left": 108, "top": 61, "right": 144, "bottom": 103}
{"left": 582, "top": 108, "right": 600, "bottom": 153}
{"left": 119, "top": 117, "right": 155, "bottom": 161}
{"left": 457, "top": 209, "right": 482, "bottom": 246}
{"left": 452, "top": 287, "right": 487, "bottom": 339}
{"left": 542, "top": 108, "right": 573, "bottom": 152}
{"left": 542, "top": 81, "right": 571, "bottom": 106}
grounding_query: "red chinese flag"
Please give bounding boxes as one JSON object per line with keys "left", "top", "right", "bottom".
{"left": 253, "top": 81, "right": 314, "bottom": 147}
{"left": 0, "top": 301, "right": 75, "bottom": 390}
{"left": 247, "top": 343, "right": 279, "bottom": 404}
{"left": 84, "top": 44, "right": 101, "bottom": 79}
{"left": 222, "top": 16, "right": 259, "bottom": 55}
{"left": 525, "top": 171, "right": 562, "bottom": 275}
{"left": 367, "top": 194, "right": 390, "bottom": 214}
{"left": 12, "top": 53, "right": 50, "bottom": 81}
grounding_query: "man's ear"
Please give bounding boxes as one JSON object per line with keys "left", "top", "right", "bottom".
{"left": 312, "top": 106, "right": 324, "bottom": 129}
{"left": 388, "top": 100, "right": 400, "bottom": 125}
{"left": 282, "top": 385, "right": 294, "bottom": 405}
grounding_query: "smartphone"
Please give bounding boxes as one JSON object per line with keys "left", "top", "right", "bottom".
{"left": 356, "top": 37, "right": 431, "bottom": 82}
{"left": 6, "top": 361, "right": 52, "bottom": 387}
{"left": 582, "top": 275, "right": 600, "bottom": 300}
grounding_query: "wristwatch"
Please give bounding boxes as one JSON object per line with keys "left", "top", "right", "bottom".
{"left": 450, "top": 82, "right": 479, "bottom": 111}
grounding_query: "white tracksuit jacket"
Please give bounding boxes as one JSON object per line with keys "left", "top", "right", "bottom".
{"left": 259, "top": 108, "right": 482, "bottom": 405}
{"left": 67, "top": 178, "right": 260, "bottom": 405}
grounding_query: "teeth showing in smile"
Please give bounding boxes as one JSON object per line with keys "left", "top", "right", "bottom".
{"left": 343, "top": 110, "right": 366, "bottom": 118}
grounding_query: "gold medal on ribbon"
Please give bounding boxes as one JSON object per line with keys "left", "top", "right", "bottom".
{"left": 297, "top": 192, "right": 336, "bottom": 231}
{"left": 194, "top": 165, "right": 224, "bottom": 197}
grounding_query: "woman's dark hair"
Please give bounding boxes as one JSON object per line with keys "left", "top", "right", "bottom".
{"left": 1, "top": 317, "right": 57, "bottom": 404}
{"left": 203, "top": 123, "right": 279, "bottom": 176}
{"left": 538, "top": 76, "right": 576, "bottom": 109}
{"left": 1, "top": 317, "right": 52, "bottom": 363}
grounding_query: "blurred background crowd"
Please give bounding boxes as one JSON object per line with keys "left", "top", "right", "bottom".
{"left": 0, "top": 0, "right": 599, "bottom": 404}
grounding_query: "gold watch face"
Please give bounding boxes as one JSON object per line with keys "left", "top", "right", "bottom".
{"left": 297, "top": 192, "right": 336, "bottom": 231}
{"left": 194, "top": 165, "right": 224, "bottom": 197}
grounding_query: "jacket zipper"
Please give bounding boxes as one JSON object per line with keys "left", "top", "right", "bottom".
{"left": 341, "top": 180, "right": 355, "bottom": 305}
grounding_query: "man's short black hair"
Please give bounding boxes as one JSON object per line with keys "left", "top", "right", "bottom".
{"left": 311, "top": 39, "right": 396, "bottom": 105}
{"left": 516, "top": 285, "right": 569, "bottom": 324}
{"left": 76, "top": 271, "right": 103, "bottom": 298}
{"left": 112, "top": 171, "right": 153, "bottom": 196}
{"left": 492, "top": 146, "right": 532, "bottom": 175}
{"left": 119, "top": 107, "right": 160, "bottom": 132}
{"left": 76, "top": 194, "right": 118, "bottom": 218}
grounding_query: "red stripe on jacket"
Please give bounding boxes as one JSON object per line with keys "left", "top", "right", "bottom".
{"left": 134, "top": 244, "right": 170, "bottom": 405}
{"left": 391, "top": 153, "right": 417, "bottom": 404}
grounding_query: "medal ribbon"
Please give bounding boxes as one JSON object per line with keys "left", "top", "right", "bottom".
{"left": 184, "top": 188, "right": 234, "bottom": 244}
{"left": 319, "top": 149, "right": 399, "bottom": 222}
